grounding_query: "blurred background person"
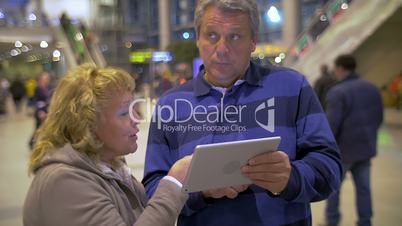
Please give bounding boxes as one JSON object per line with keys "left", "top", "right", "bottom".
{"left": 390, "top": 72, "right": 402, "bottom": 109}
{"left": 0, "top": 76, "right": 10, "bottom": 118}
{"left": 314, "top": 64, "right": 336, "bottom": 109}
{"left": 324, "top": 54, "right": 383, "bottom": 226}
{"left": 23, "top": 64, "right": 192, "bottom": 226}
{"left": 9, "top": 74, "right": 26, "bottom": 113}
{"left": 25, "top": 78, "right": 37, "bottom": 112}
{"left": 29, "top": 72, "right": 51, "bottom": 148}
{"left": 153, "top": 63, "right": 173, "bottom": 97}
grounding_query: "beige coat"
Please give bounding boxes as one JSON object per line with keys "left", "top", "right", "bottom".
{"left": 23, "top": 144, "right": 188, "bottom": 226}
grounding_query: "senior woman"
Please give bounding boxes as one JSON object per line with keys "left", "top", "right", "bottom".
{"left": 23, "top": 64, "right": 191, "bottom": 226}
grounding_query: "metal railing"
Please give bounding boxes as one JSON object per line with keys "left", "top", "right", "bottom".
{"left": 284, "top": 0, "right": 353, "bottom": 66}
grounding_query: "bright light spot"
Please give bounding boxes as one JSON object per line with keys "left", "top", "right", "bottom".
{"left": 320, "top": 15, "right": 327, "bottom": 21}
{"left": 267, "top": 6, "right": 281, "bottom": 23}
{"left": 274, "top": 56, "right": 282, "bottom": 64}
{"left": 182, "top": 32, "right": 190, "bottom": 39}
{"left": 40, "top": 41, "right": 48, "bottom": 48}
{"left": 152, "top": 51, "right": 173, "bottom": 62}
{"left": 75, "top": 33, "right": 83, "bottom": 41}
{"left": 14, "top": 41, "right": 22, "bottom": 48}
{"left": 28, "top": 13, "right": 37, "bottom": 21}
{"left": 53, "top": 50, "right": 61, "bottom": 58}
{"left": 258, "top": 53, "right": 265, "bottom": 60}
{"left": 21, "top": 45, "right": 29, "bottom": 52}
{"left": 341, "top": 3, "right": 349, "bottom": 10}
{"left": 279, "top": 53, "right": 286, "bottom": 59}
{"left": 125, "top": 41, "right": 132, "bottom": 48}
{"left": 0, "top": 11, "right": 5, "bottom": 19}
{"left": 10, "top": 49, "right": 19, "bottom": 56}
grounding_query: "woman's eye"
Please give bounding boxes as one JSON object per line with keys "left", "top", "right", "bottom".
{"left": 120, "top": 111, "right": 129, "bottom": 117}
{"left": 208, "top": 32, "right": 217, "bottom": 40}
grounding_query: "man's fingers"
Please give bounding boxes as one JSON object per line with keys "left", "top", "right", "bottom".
{"left": 248, "top": 151, "right": 286, "bottom": 165}
{"left": 241, "top": 162, "right": 285, "bottom": 173}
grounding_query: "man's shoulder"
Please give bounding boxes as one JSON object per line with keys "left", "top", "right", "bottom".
{"left": 257, "top": 64, "right": 306, "bottom": 87}
{"left": 158, "top": 79, "right": 196, "bottom": 103}
{"left": 258, "top": 63, "right": 303, "bottom": 76}
{"left": 165, "top": 79, "right": 195, "bottom": 94}
{"left": 335, "top": 77, "right": 377, "bottom": 91}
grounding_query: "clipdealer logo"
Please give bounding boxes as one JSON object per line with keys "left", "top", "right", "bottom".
{"left": 129, "top": 97, "right": 275, "bottom": 133}
{"left": 255, "top": 97, "right": 275, "bottom": 133}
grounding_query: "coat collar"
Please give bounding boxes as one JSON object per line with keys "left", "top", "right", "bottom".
{"left": 339, "top": 72, "right": 359, "bottom": 83}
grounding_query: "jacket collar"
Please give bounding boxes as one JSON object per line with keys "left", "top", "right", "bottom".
{"left": 339, "top": 72, "right": 359, "bottom": 83}
{"left": 193, "top": 61, "right": 265, "bottom": 97}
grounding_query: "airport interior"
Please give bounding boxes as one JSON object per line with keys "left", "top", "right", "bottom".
{"left": 0, "top": 0, "right": 402, "bottom": 225}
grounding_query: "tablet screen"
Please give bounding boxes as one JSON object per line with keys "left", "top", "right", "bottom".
{"left": 182, "top": 136, "right": 281, "bottom": 193}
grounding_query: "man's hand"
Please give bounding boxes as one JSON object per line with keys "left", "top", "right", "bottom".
{"left": 202, "top": 185, "right": 249, "bottom": 199}
{"left": 241, "top": 151, "right": 291, "bottom": 194}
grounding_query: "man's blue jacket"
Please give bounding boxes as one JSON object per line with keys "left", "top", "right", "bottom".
{"left": 326, "top": 73, "right": 383, "bottom": 164}
{"left": 143, "top": 62, "right": 342, "bottom": 226}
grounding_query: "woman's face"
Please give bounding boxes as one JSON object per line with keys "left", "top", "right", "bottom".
{"left": 95, "top": 92, "right": 139, "bottom": 162}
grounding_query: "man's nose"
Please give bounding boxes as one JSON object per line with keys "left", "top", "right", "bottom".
{"left": 216, "top": 38, "right": 229, "bottom": 56}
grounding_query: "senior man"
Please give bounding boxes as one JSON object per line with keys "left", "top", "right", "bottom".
{"left": 142, "top": 1, "right": 342, "bottom": 225}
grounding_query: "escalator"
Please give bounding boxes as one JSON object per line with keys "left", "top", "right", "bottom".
{"left": 284, "top": 0, "right": 402, "bottom": 87}
{"left": 0, "top": 18, "right": 106, "bottom": 74}
{"left": 57, "top": 15, "right": 106, "bottom": 68}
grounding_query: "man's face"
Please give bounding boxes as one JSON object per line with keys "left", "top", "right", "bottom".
{"left": 197, "top": 6, "right": 256, "bottom": 87}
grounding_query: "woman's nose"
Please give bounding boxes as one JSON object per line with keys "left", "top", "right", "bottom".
{"left": 130, "top": 110, "right": 142, "bottom": 126}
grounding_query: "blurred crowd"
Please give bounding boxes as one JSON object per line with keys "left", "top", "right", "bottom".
{"left": 0, "top": 60, "right": 194, "bottom": 148}
{"left": 0, "top": 71, "right": 52, "bottom": 146}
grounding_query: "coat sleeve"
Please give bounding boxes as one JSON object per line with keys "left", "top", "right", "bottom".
{"left": 142, "top": 99, "right": 208, "bottom": 216}
{"left": 26, "top": 166, "right": 188, "bottom": 226}
{"left": 135, "top": 179, "right": 188, "bottom": 226}
{"left": 278, "top": 77, "right": 343, "bottom": 203}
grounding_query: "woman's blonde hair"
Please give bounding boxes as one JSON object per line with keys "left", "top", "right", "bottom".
{"left": 29, "top": 63, "right": 135, "bottom": 173}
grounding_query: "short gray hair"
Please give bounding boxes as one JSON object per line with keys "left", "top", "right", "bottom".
{"left": 194, "top": 0, "right": 260, "bottom": 39}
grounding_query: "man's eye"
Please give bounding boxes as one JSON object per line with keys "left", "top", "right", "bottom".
{"left": 231, "top": 34, "right": 240, "bottom": 41}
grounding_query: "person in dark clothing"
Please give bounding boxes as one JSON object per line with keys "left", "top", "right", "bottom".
{"left": 324, "top": 54, "right": 383, "bottom": 226}
{"left": 0, "top": 77, "right": 8, "bottom": 117}
{"left": 29, "top": 72, "right": 51, "bottom": 148}
{"left": 10, "top": 75, "right": 26, "bottom": 113}
{"left": 314, "top": 64, "right": 336, "bottom": 109}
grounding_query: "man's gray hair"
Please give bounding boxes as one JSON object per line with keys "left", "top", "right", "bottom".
{"left": 194, "top": 0, "right": 260, "bottom": 39}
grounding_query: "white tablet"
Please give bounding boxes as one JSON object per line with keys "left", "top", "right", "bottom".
{"left": 182, "top": 136, "right": 281, "bottom": 193}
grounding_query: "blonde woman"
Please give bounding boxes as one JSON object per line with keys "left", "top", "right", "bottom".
{"left": 23, "top": 64, "right": 191, "bottom": 226}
